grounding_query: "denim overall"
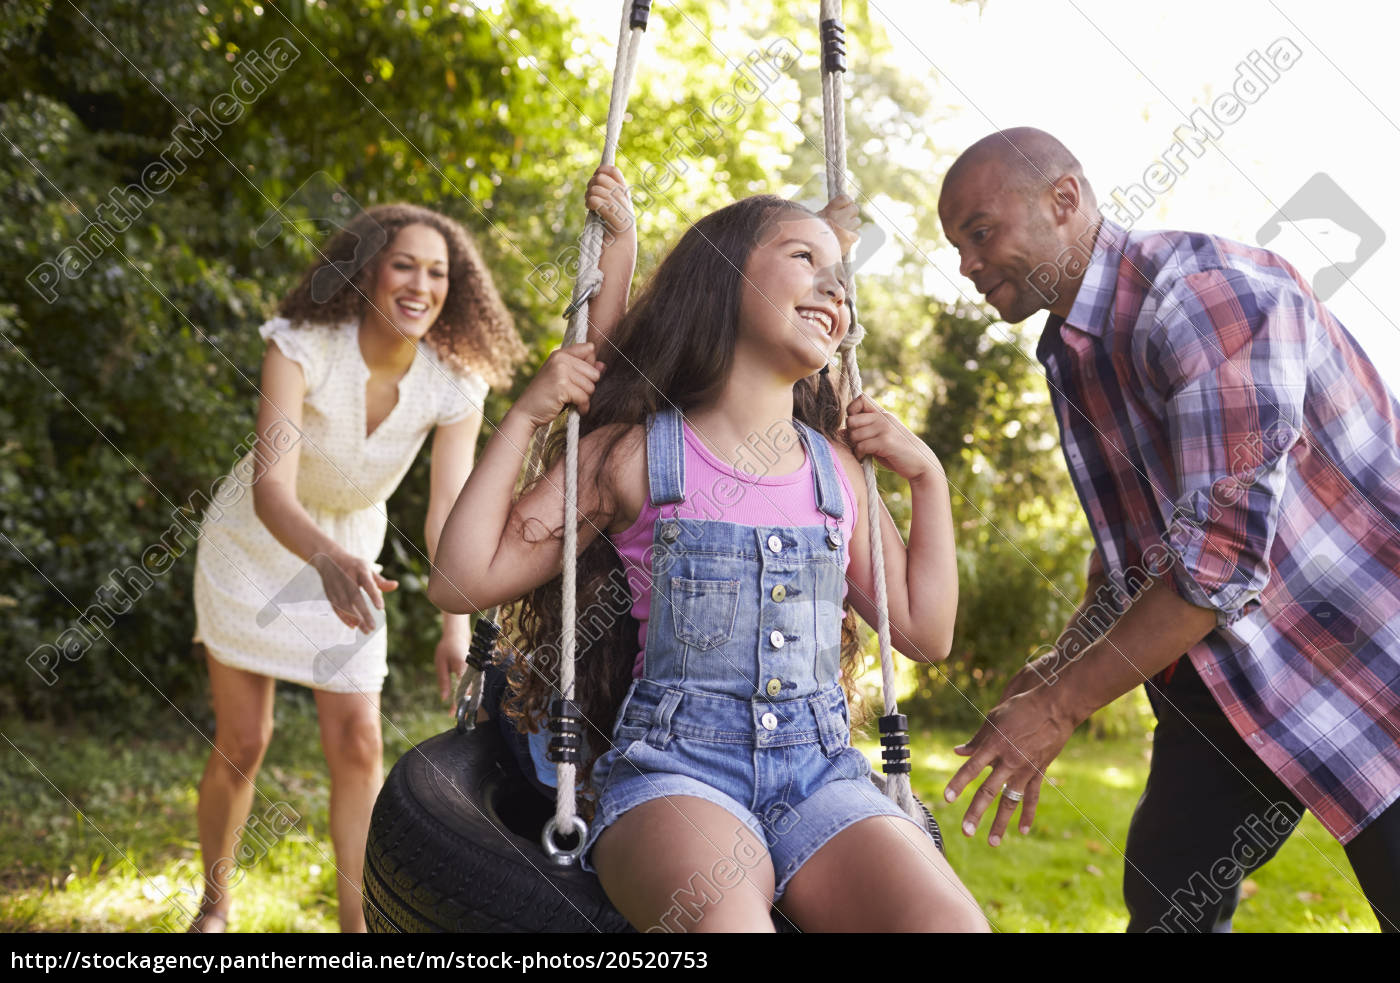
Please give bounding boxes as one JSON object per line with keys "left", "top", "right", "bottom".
{"left": 583, "top": 408, "right": 917, "bottom": 896}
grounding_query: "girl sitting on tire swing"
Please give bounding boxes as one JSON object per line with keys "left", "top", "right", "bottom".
{"left": 430, "top": 166, "right": 988, "bottom": 933}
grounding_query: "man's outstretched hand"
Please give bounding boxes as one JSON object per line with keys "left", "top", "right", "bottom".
{"left": 945, "top": 578, "right": 1218, "bottom": 846}
{"left": 944, "top": 665, "right": 1080, "bottom": 846}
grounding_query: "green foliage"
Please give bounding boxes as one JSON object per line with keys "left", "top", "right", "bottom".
{"left": 2, "top": 0, "right": 1098, "bottom": 739}
{"left": 912, "top": 309, "right": 1093, "bottom": 724}
{"left": 0, "top": 0, "right": 814, "bottom": 723}
{"left": 1, "top": 82, "right": 275, "bottom": 722}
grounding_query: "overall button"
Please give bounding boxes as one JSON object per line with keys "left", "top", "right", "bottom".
{"left": 760, "top": 712, "right": 778, "bottom": 731}
{"left": 827, "top": 528, "right": 843, "bottom": 550}
{"left": 769, "top": 630, "right": 786, "bottom": 649}
{"left": 659, "top": 521, "right": 679, "bottom": 542}
{"left": 767, "top": 535, "right": 783, "bottom": 554}
{"left": 770, "top": 584, "right": 787, "bottom": 602}
{"left": 765, "top": 677, "right": 782, "bottom": 698}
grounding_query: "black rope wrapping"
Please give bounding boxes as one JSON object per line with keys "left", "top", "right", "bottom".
{"left": 821, "top": 17, "right": 847, "bottom": 74}
{"left": 879, "top": 713, "right": 912, "bottom": 775}
{"left": 547, "top": 699, "right": 584, "bottom": 764}
{"left": 464, "top": 616, "right": 501, "bottom": 672}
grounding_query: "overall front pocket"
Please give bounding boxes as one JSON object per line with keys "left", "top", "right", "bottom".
{"left": 669, "top": 578, "right": 741, "bottom": 651}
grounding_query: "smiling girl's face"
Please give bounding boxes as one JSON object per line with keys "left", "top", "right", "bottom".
{"left": 735, "top": 213, "right": 850, "bottom": 381}
{"left": 365, "top": 223, "right": 450, "bottom": 341}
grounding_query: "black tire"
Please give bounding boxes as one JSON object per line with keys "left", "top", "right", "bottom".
{"left": 363, "top": 724, "right": 633, "bottom": 933}
{"left": 363, "top": 727, "right": 944, "bottom": 933}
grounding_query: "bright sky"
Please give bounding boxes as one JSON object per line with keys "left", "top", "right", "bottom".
{"left": 565, "top": 0, "right": 1400, "bottom": 385}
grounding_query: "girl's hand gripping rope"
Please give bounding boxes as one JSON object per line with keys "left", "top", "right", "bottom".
{"left": 818, "top": 193, "right": 861, "bottom": 256}
{"left": 844, "top": 394, "right": 941, "bottom": 483}
{"left": 586, "top": 165, "right": 635, "bottom": 239}
{"left": 508, "top": 342, "right": 606, "bottom": 428}
{"left": 582, "top": 166, "right": 636, "bottom": 354}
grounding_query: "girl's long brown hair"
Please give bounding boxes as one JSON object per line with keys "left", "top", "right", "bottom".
{"left": 277, "top": 203, "right": 525, "bottom": 388}
{"left": 501, "top": 196, "right": 862, "bottom": 787}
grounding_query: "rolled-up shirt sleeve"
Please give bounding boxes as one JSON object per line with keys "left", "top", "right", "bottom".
{"left": 1144, "top": 269, "right": 1309, "bottom": 627}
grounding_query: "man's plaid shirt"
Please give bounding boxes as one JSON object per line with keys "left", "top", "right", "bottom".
{"left": 1037, "top": 218, "right": 1400, "bottom": 842}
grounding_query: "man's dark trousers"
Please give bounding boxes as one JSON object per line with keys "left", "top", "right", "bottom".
{"left": 1124, "top": 657, "right": 1400, "bottom": 932}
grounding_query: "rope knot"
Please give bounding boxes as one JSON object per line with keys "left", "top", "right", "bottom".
{"left": 838, "top": 318, "right": 865, "bottom": 351}
{"left": 562, "top": 269, "right": 604, "bottom": 324}
{"left": 571, "top": 269, "right": 604, "bottom": 306}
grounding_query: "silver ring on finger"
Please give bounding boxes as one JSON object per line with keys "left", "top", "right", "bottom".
{"left": 1002, "top": 787, "right": 1025, "bottom": 803}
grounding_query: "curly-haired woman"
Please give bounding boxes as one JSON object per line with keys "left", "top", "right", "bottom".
{"left": 186, "top": 204, "right": 535, "bottom": 932}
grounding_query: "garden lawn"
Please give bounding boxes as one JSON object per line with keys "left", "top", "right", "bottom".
{"left": 0, "top": 690, "right": 448, "bottom": 934}
{"left": 0, "top": 689, "right": 1377, "bottom": 933}
{"left": 870, "top": 726, "right": 1375, "bottom": 932}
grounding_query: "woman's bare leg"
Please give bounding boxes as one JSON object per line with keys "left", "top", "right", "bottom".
{"left": 312, "top": 689, "right": 383, "bottom": 933}
{"left": 193, "top": 647, "right": 276, "bottom": 932}
{"left": 593, "top": 796, "right": 777, "bottom": 933}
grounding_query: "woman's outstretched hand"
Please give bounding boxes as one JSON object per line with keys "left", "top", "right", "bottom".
{"left": 434, "top": 635, "right": 470, "bottom": 705}
{"left": 311, "top": 550, "right": 399, "bottom": 634}
{"left": 844, "top": 394, "right": 941, "bottom": 483}
{"left": 818, "top": 193, "right": 861, "bottom": 256}
{"left": 509, "top": 342, "right": 606, "bottom": 426}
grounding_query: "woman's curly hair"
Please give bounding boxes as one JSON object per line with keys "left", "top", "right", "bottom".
{"left": 500, "top": 195, "right": 864, "bottom": 790}
{"left": 277, "top": 203, "right": 525, "bottom": 388}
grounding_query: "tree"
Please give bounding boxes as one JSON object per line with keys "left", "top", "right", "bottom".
{"left": 0, "top": 0, "right": 796, "bottom": 724}
{"left": 1, "top": 0, "right": 1095, "bottom": 734}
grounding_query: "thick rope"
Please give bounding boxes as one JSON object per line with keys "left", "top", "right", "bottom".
{"left": 820, "top": 0, "right": 917, "bottom": 820}
{"left": 551, "top": 1, "right": 649, "bottom": 843}
{"left": 523, "top": 5, "right": 647, "bottom": 486}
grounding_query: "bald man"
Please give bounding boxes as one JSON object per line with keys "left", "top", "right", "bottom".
{"left": 938, "top": 127, "right": 1400, "bottom": 933}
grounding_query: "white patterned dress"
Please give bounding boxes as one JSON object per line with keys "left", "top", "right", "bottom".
{"left": 192, "top": 317, "right": 487, "bottom": 693}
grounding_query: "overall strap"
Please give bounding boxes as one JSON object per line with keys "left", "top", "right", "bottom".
{"left": 644, "top": 407, "right": 686, "bottom": 507}
{"left": 793, "top": 420, "right": 845, "bottom": 521}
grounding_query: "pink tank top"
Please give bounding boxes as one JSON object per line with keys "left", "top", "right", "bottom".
{"left": 610, "top": 419, "right": 858, "bottom": 678}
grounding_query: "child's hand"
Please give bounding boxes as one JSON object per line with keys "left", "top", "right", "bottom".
{"left": 586, "top": 165, "right": 634, "bottom": 239}
{"left": 845, "top": 394, "right": 941, "bottom": 483}
{"left": 510, "top": 343, "right": 606, "bottom": 428}
{"left": 817, "top": 193, "right": 860, "bottom": 256}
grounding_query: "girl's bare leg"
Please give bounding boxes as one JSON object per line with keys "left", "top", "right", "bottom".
{"left": 777, "top": 814, "right": 990, "bottom": 932}
{"left": 593, "top": 796, "right": 778, "bottom": 933}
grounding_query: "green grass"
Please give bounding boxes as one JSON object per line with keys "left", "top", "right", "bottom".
{"left": 0, "top": 687, "right": 449, "bottom": 934}
{"left": 864, "top": 727, "right": 1376, "bottom": 932}
{"left": 0, "top": 681, "right": 1378, "bottom": 933}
